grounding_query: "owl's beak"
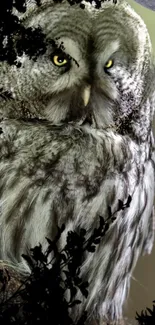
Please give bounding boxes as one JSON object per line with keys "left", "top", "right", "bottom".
{"left": 82, "top": 85, "right": 91, "bottom": 107}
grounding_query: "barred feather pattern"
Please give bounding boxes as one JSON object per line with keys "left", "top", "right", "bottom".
{"left": 0, "top": 119, "right": 154, "bottom": 323}
{"left": 0, "top": 0, "right": 155, "bottom": 323}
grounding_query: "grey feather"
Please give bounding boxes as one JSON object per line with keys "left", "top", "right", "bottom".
{"left": 0, "top": 0, "right": 154, "bottom": 323}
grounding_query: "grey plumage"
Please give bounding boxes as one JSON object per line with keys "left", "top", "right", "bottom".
{"left": 0, "top": 0, "right": 155, "bottom": 323}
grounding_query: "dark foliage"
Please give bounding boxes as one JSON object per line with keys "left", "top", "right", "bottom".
{"left": 0, "top": 196, "right": 131, "bottom": 324}
{"left": 0, "top": 0, "right": 118, "bottom": 66}
{"left": 0, "top": 1, "right": 155, "bottom": 324}
{"left": 136, "top": 301, "right": 155, "bottom": 325}
{"left": 0, "top": 1, "right": 47, "bottom": 65}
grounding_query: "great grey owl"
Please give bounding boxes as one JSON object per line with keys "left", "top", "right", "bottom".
{"left": 0, "top": 0, "right": 154, "bottom": 323}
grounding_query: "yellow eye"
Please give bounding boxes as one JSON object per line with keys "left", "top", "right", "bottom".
{"left": 105, "top": 59, "right": 113, "bottom": 69}
{"left": 52, "top": 55, "right": 68, "bottom": 67}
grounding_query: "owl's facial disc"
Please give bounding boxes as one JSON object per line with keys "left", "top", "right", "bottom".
{"left": 0, "top": 1, "right": 152, "bottom": 132}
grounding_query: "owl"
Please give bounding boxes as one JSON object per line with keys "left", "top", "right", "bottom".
{"left": 0, "top": 0, "right": 154, "bottom": 323}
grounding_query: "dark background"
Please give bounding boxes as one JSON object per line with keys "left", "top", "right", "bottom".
{"left": 134, "top": 0, "right": 155, "bottom": 11}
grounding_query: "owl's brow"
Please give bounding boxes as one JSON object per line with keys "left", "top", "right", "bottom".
{"left": 51, "top": 37, "right": 79, "bottom": 67}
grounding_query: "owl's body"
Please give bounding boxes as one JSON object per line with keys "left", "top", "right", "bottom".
{"left": 0, "top": 0, "right": 155, "bottom": 323}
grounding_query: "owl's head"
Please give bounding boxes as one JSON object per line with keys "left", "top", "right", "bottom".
{"left": 0, "top": 0, "right": 154, "bottom": 140}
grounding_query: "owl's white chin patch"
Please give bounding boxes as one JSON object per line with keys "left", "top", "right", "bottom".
{"left": 89, "top": 92, "right": 116, "bottom": 130}
{"left": 91, "top": 112, "right": 114, "bottom": 130}
{"left": 44, "top": 98, "right": 69, "bottom": 123}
